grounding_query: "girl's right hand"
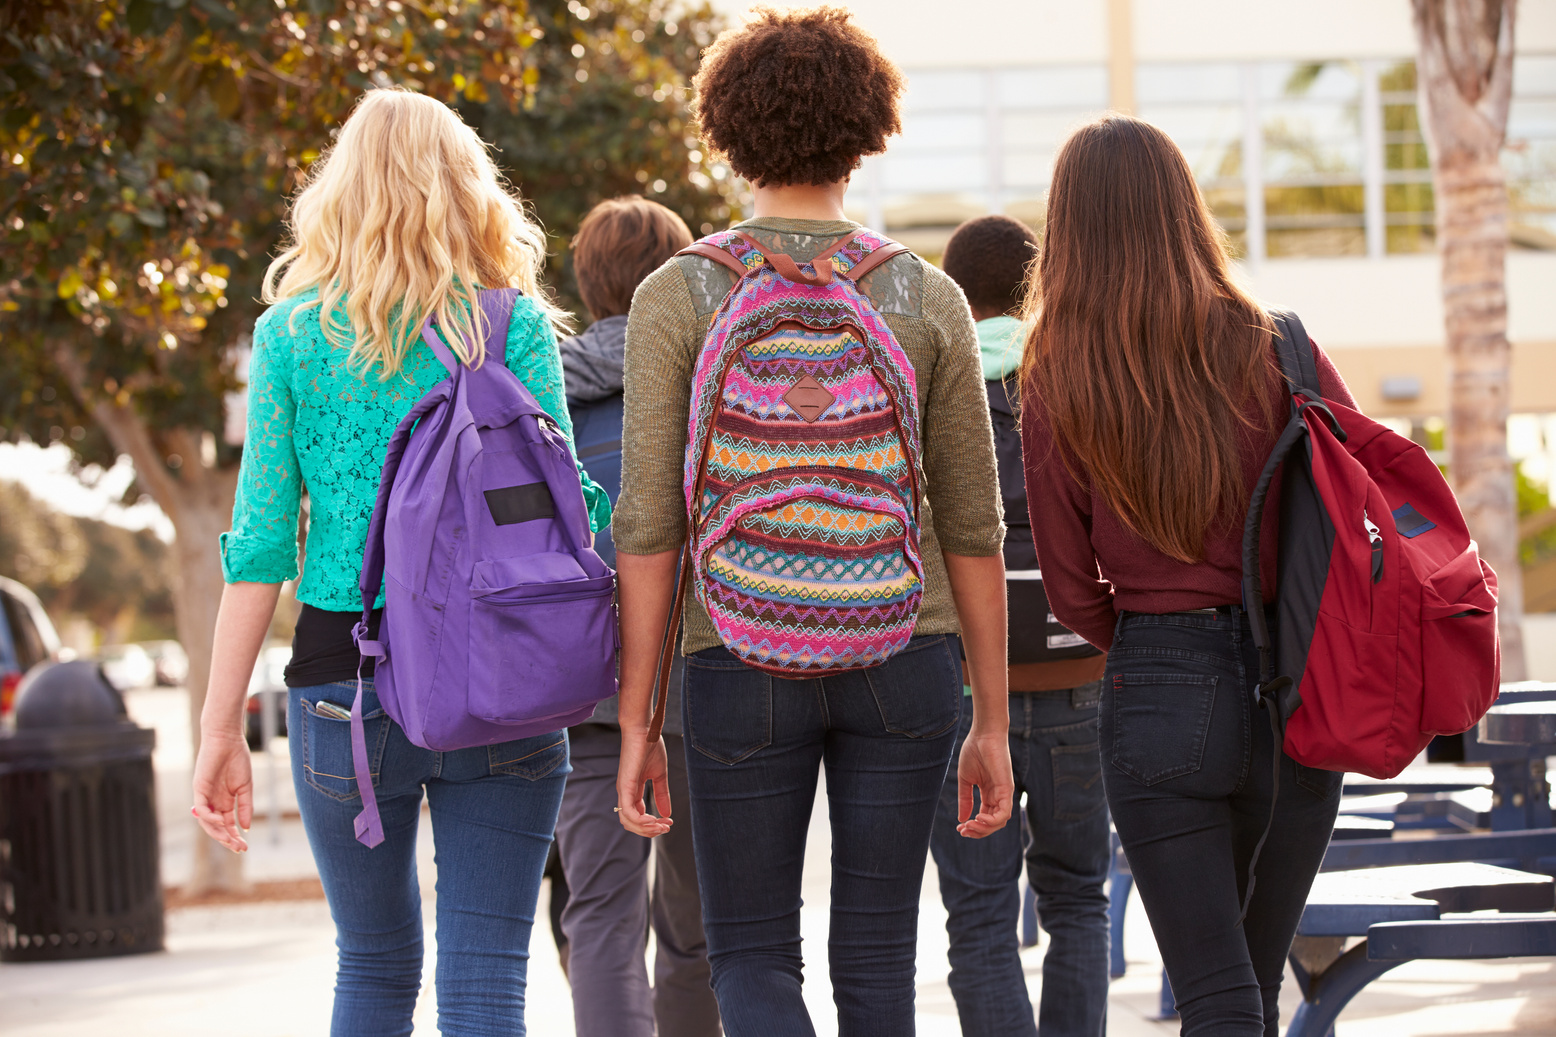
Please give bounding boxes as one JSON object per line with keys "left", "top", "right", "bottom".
{"left": 192, "top": 732, "right": 254, "bottom": 853}
{"left": 616, "top": 730, "right": 673, "bottom": 838}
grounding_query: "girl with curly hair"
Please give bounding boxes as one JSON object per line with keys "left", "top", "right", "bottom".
{"left": 611, "top": 8, "right": 1014, "bottom": 1035}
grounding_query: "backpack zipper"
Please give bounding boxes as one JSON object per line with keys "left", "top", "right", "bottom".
{"left": 1364, "top": 511, "right": 1383, "bottom": 583}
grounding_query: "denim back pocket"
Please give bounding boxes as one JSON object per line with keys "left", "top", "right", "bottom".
{"left": 488, "top": 733, "right": 569, "bottom": 781}
{"left": 300, "top": 696, "right": 390, "bottom": 802}
{"left": 864, "top": 635, "right": 962, "bottom": 739}
{"left": 1050, "top": 733, "right": 1105, "bottom": 821}
{"left": 1104, "top": 673, "right": 1218, "bottom": 786}
{"left": 686, "top": 651, "right": 774, "bottom": 765}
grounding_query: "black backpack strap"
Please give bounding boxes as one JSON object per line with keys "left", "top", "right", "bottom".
{"left": 1269, "top": 310, "right": 1321, "bottom": 407}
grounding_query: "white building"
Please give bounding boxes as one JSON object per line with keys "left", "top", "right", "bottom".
{"left": 712, "top": 0, "right": 1556, "bottom": 613}
{"left": 712, "top": 0, "right": 1556, "bottom": 409}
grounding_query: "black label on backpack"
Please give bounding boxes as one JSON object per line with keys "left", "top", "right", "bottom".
{"left": 485, "top": 483, "right": 557, "bottom": 526}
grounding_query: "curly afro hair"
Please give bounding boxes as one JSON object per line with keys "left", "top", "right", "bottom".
{"left": 692, "top": 7, "right": 904, "bottom": 187}
{"left": 941, "top": 215, "right": 1040, "bottom": 316}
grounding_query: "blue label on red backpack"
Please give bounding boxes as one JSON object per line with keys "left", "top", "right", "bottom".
{"left": 1391, "top": 503, "right": 1436, "bottom": 539}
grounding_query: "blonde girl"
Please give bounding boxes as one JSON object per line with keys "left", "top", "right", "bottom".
{"left": 191, "top": 89, "right": 608, "bottom": 1037}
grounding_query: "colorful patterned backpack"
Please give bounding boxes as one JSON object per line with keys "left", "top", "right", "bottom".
{"left": 649, "top": 228, "right": 925, "bottom": 738}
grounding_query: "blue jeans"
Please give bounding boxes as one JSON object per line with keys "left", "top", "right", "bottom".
{"left": 1101, "top": 610, "right": 1342, "bottom": 1037}
{"left": 289, "top": 681, "right": 570, "bottom": 1037}
{"left": 930, "top": 685, "right": 1111, "bottom": 1037}
{"left": 681, "top": 634, "right": 964, "bottom": 1037}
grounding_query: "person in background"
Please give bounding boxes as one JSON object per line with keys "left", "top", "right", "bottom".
{"left": 930, "top": 214, "right": 1111, "bottom": 1037}
{"left": 553, "top": 196, "right": 722, "bottom": 1037}
{"left": 191, "top": 88, "right": 610, "bottom": 1037}
{"left": 612, "top": 9, "right": 1014, "bottom": 1035}
{"left": 1022, "top": 115, "right": 1353, "bottom": 1037}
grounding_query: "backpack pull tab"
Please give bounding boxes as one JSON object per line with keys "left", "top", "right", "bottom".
{"left": 1364, "top": 512, "right": 1384, "bottom": 583}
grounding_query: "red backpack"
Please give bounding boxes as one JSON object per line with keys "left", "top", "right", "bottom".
{"left": 1244, "top": 313, "right": 1501, "bottom": 780}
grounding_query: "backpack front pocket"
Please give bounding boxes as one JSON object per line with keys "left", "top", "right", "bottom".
{"left": 695, "top": 472, "right": 922, "bottom": 673}
{"left": 467, "top": 571, "right": 617, "bottom": 725}
{"left": 1418, "top": 547, "right": 1500, "bottom": 735}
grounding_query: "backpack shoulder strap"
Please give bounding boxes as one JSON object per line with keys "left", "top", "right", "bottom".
{"left": 420, "top": 287, "right": 522, "bottom": 374}
{"left": 678, "top": 241, "right": 750, "bottom": 278}
{"left": 675, "top": 229, "right": 912, "bottom": 289}
{"left": 478, "top": 287, "right": 520, "bottom": 352}
{"left": 1270, "top": 310, "right": 1321, "bottom": 402}
{"left": 838, "top": 235, "right": 911, "bottom": 282}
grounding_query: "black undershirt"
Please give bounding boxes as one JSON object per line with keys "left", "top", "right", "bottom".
{"left": 285, "top": 605, "right": 381, "bottom": 688}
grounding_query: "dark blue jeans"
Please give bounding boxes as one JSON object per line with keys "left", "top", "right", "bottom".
{"left": 289, "top": 681, "right": 570, "bottom": 1037}
{"left": 1101, "top": 610, "right": 1342, "bottom": 1037}
{"left": 681, "top": 634, "right": 964, "bottom": 1037}
{"left": 930, "top": 684, "right": 1111, "bottom": 1037}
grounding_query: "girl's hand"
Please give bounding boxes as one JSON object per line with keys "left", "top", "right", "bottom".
{"left": 616, "top": 731, "right": 673, "bottom": 838}
{"left": 956, "top": 726, "right": 1014, "bottom": 839}
{"left": 192, "top": 732, "right": 254, "bottom": 853}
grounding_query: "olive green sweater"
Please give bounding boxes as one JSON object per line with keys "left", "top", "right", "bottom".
{"left": 615, "top": 217, "right": 1005, "bottom": 654}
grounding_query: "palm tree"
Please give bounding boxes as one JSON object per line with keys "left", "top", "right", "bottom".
{"left": 1412, "top": 0, "right": 1526, "bottom": 680}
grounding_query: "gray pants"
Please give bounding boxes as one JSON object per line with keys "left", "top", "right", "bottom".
{"left": 555, "top": 724, "right": 722, "bottom": 1037}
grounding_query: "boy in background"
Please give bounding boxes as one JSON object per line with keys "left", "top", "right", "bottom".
{"left": 932, "top": 214, "right": 1111, "bottom": 1037}
{"left": 555, "top": 196, "right": 722, "bottom": 1037}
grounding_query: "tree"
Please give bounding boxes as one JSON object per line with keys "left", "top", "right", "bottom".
{"left": 2, "top": 0, "right": 731, "bottom": 890}
{"left": 1411, "top": 0, "right": 1525, "bottom": 680}
{"left": 0, "top": 481, "right": 177, "bottom": 641}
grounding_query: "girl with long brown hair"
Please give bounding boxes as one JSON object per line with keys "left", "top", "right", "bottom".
{"left": 1021, "top": 115, "right": 1355, "bottom": 1036}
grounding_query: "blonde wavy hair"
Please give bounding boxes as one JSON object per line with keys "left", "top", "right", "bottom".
{"left": 263, "top": 88, "right": 567, "bottom": 377}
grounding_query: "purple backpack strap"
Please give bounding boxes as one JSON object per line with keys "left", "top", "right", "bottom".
{"left": 348, "top": 288, "right": 520, "bottom": 848}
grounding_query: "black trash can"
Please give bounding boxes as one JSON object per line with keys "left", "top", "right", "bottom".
{"left": 0, "top": 659, "right": 164, "bottom": 961}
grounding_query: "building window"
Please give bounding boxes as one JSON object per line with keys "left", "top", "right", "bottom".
{"left": 1136, "top": 62, "right": 1247, "bottom": 255}
{"left": 1260, "top": 61, "right": 1368, "bottom": 258}
{"left": 1509, "top": 54, "right": 1556, "bottom": 249}
{"left": 853, "top": 53, "right": 1555, "bottom": 260}
{"left": 1380, "top": 60, "right": 1435, "bottom": 254}
{"left": 847, "top": 64, "right": 1107, "bottom": 254}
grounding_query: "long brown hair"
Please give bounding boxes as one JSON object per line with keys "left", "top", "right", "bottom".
{"left": 1020, "top": 115, "right": 1277, "bottom": 563}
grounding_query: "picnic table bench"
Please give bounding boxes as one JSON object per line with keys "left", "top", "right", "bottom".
{"left": 1285, "top": 828, "right": 1556, "bottom": 1037}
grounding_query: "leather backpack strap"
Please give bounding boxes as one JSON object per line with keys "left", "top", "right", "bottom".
{"left": 731, "top": 231, "right": 837, "bottom": 286}
{"left": 678, "top": 241, "right": 749, "bottom": 278}
{"left": 647, "top": 534, "right": 693, "bottom": 743}
{"left": 843, "top": 239, "right": 911, "bottom": 282}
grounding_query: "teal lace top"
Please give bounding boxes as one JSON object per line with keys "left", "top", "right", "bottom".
{"left": 221, "top": 289, "right": 612, "bottom": 611}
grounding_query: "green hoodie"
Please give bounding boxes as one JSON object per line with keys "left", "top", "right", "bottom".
{"left": 977, "top": 315, "right": 1023, "bottom": 381}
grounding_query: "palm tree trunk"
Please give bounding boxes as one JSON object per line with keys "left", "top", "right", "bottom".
{"left": 1413, "top": 0, "right": 1526, "bottom": 680}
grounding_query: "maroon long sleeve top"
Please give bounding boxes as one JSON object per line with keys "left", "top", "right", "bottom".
{"left": 1021, "top": 340, "right": 1359, "bottom": 651}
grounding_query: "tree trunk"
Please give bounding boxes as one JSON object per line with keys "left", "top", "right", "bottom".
{"left": 1438, "top": 158, "right": 1526, "bottom": 680}
{"left": 1413, "top": 0, "right": 1526, "bottom": 680}
{"left": 167, "top": 468, "right": 244, "bottom": 893}
{"left": 53, "top": 343, "right": 249, "bottom": 890}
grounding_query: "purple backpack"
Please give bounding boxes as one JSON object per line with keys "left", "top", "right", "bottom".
{"left": 349, "top": 288, "right": 617, "bottom": 847}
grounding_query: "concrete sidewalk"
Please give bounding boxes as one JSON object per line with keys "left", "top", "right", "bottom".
{"left": 1, "top": 686, "right": 1552, "bottom": 1035}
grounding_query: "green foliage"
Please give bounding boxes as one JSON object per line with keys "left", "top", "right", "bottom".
{"left": 467, "top": 1, "right": 738, "bottom": 314}
{"left": 0, "top": 0, "right": 732, "bottom": 479}
{"left": 0, "top": 481, "right": 175, "bottom": 635}
{"left": 1517, "top": 462, "right": 1556, "bottom": 566}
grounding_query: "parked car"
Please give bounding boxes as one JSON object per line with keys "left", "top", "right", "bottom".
{"left": 99, "top": 642, "right": 156, "bottom": 692}
{"left": 245, "top": 643, "right": 292, "bottom": 749}
{"left": 0, "top": 576, "right": 62, "bottom": 717}
{"left": 141, "top": 639, "right": 189, "bottom": 686}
